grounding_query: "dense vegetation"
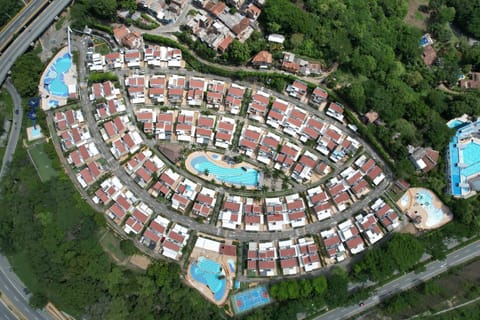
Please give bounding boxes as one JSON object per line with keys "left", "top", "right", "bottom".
{"left": 445, "top": 0, "right": 480, "bottom": 38}
{"left": 0, "top": 0, "right": 22, "bottom": 29}
{"left": 70, "top": 0, "right": 136, "bottom": 30}
{"left": 0, "top": 141, "right": 225, "bottom": 319}
{"left": 11, "top": 51, "right": 44, "bottom": 97}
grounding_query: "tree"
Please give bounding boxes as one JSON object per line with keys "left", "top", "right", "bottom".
{"left": 88, "top": 0, "right": 117, "bottom": 20}
{"left": 386, "top": 234, "right": 425, "bottom": 273}
{"left": 227, "top": 40, "right": 250, "bottom": 65}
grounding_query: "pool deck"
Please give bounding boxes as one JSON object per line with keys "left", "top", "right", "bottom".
{"left": 39, "top": 46, "right": 78, "bottom": 110}
{"left": 397, "top": 187, "right": 453, "bottom": 230}
{"left": 185, "top": 240, "right": 237, "bottom": 306}
{"left": 185, "top": 151, "right": 260, "bottom": 190}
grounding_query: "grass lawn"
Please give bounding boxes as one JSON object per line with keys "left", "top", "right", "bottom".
{"left": 405, "top": 0, "right": 429, "bottom": 31}
{"left": 8, "top": 251, "right": 41, "bottom": 294}
{"left": 98, "top": 229, "right": 127, "bottom": 263}
{"left": 94, "top": 39, "right": 111, "bottom": 55}
{"left": 27, "top": 143, "right": 56, "bottom": 182}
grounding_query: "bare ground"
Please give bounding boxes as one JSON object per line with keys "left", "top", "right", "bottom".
{"left": 404, "top": 0, "right": 429, "bottom": 31}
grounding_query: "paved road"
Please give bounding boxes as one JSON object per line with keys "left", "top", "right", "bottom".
{"left": 315, "top": 240, "right": 480, "bottom": 320}
{"left": 0, "top": 0, "right": 48, "bottom": 52}
{"left": 0, "top": 79, "right": 22, "bottom": 178}
{"left": 0, "top": 300, "right": 17, "bottom": 320}
{"left": 0, "top": 0, "right": 72, "bottom": 86}
{"left": 0, "top": 255, "right": 50, "bottom": 320}
{"left": 72, "top": 39, "right": 393, "bottom": 245}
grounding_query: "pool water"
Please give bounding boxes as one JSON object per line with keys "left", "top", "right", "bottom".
{"left": 416, "top": 190, "right": 445, "bottom": 227}
{"left": 191, "top": 155, "right": 258, "bottom": 186}
{"left": 462, "top": 142, "right": 480, "bottom": 166}
{"left": 44, "top": 53, "right": 72, "bottom": 97}
{"left": 190, "top": 257, "right": 227, "bottom": 302}
{"left": 211, "top": 153, "right": 221, "bottom": 160}
{"left": 447, "top": 119, "right": 465, "bottom": 129}
{"left": 228, "top": 259, "right": 235, "bottom": 273}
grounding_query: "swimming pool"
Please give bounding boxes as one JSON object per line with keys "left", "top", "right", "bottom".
{"left": 416, "top": 190, "right": 445, "bottom": 227}
{"left": 189, "top": 257, "right": 227, "bottom": 302}
{"left": 190, "top": 155, "right": 258, "bottom": 186}
{"left": 447, "top": 119, "right": 465, "bottom": 129}
{"left": 228, "top": 259, "right": 235, "bottom": 273}
{"left": 44, "top": 53, "right": 72, "bottom": 97}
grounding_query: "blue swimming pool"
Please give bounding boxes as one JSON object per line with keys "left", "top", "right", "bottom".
{"left": 228, "top": 259, "right": 235, "bottom": 273}
{"left": 416, "top": 190, "right": 445, "bottom": 227}
{"left": 232, "top": 286, "right": 271, "bottom": 314}
{"left": 191, "top": 155, "right": 258, "bottom": 186}
{"left": 190, "top": 257, "right": 226, "bottom": 302}
{"left": 44, "top": 53, "right": 72, "bottom": 97}
{"left": 447, "top": 119, "right": 465, "bottom": 129}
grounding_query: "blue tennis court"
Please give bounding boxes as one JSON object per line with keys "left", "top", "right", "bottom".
{"left": 231, "top": 286, "right": 271, "bottom": 315}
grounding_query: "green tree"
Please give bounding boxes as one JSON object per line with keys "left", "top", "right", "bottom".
{"left": 227, "top": 40, "right": 251, "bottom": 65}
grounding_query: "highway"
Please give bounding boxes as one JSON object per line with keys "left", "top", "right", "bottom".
{"left": 0, "top": 255, "right": 50, "bottom": 320}
{"left": 0, "top": 0, "right": 72, "bottom": 86}
{"left": 0, "top": 79, "right": 22, "bottom": 178}
{"left": 0, "top": 0, "right": 49, "bottom": 52}
{"left": 315, "top": 240, "right": 480, "bottom": 320}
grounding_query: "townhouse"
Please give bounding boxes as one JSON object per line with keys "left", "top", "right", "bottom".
{"left": 214, "top": 116, "right": 236, "bottom": 149}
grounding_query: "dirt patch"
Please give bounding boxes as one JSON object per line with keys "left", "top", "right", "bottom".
{"left": 158, "top": 142, "right": 184, "bottom": 163}
{"left": 128, "top": 254, "right": 152, "bottom": 270}
{"left": 404, "top": 0, "right": 429, "bottom": 31}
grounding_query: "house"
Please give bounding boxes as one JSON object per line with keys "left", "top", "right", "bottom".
{"left": 256, "top": 132, "right": 281, "bottom": 166}
{"left": 167, "top": 75, "right": 185, "bottom": 105}
{"left": 206, "top": 80, "right": 225, "bottom": 107}
{"left": 246, "top": 3, "right": 262, "bottom": 20}
{"left": 251, "top": 50, "right": 272, "bottom": 69}
{"left": 422, "top": 45, "right": 437, "bottom": 66}
{"left": 283, "top": 106, "right": 308, "bottom": 137}
{"left": 187, "top": 77, "right": 206, "bottom": 106}
{"left": 155, "top": 111, "right": 175, "bottom": 140}
{"left": 220, "top": 195, "right": 243, "bottom": 229}
{"left": 124, "top": 49, "right": 142, "bottom": 67}
{"left": 247, "top": 90, "right": 270, "bottom": 121}
{"left": 265, "top": 197, "right": 287, "bottom": 231}
{"left": 217, "top": 35, "right": 233, "bottom": 53}
{"left": 320, "top": 228, "right": 346, "bottom": 262}
{"left": 282, "top": 52, "right": 299, "bottom": 74}
{"left": 161, "top": 224, "right": 189, "bottom": 260}
{"left": 297, "top": 237, "right": 321, "bottom": 272}
{"left": 149, "top": 75, "right": 166, "bottom": 104}
{"left": 310, "top": 87, "right": 328, "bottom": 104}
{"left": 278, "top": 240, "right": 299, "bottom": 275}
{"left": 409, "top": 146, "right": 439, "bottom": 173}
{"left": 460, "top": 72, "right": 480, "bottom": 89}
{"left": 224, "top": 84, "right": 245, "bottom": 114}
{"left": 326, "top": 102, "right": 345, "bottom": 122}
{"left": 257, "top": 242, "right": 278, "bottom": 276}
{"left": 338, "top": 219, "right": 365, "bottom": 255}
{"left": 274, "top": 142, "right": 301, "bottom": 172}
{"left": 176, "top": 110, "right": 196, "bottom": 142}
{"left": 307, "top": 185, "right": 332, "bottom": 221}
{"left": 285, "top": 194, "right": 307, "bottom": 228}
{"left": 141, "top": 215, "right": 170, "bottom": 250}
{"left": 195, "top": 115, "right": 215, "bottom": 144}
{"left": 171, "top": 179, "right": 199, "bottom": 212}
{"left": 286, "top": 80, "right": 308, "bottom": 100}
{"left": 113, "top": 25, "right": 143, "bottom": 49}
{"left": 266, "top": 98, "right": 290, "bottom": 129}
{"left": 76, "top": 161, "right": 103, "bottom": 189}
{"left": 355, "top": 213, "right": 384, "bottom": 245}
{"left": 244, "top": 198, "right": 264, "bottom": 231}
{"left": 215, "top": 116, "right": 236, "bottom": 148}
{"left": 192, "top": 187, "right": 217, "bottom": 219}
{"left": 149, "top": 168, "right": 181, "bottom": 198}
{"left": 371, "top": 198, "right": 400, "bottom": 231}
{"left": 105, "top": 52, "right": 124, "bottom": 69}
{"left": 292, "top": 151, "right": 318, "bottom": 182}
{"left": 238, "top": 125, "right": 263, "bottom": 157}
